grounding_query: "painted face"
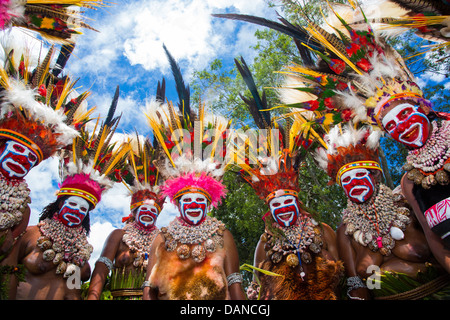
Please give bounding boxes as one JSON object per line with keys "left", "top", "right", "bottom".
{"left": 0, "top": 140, "right": 38, "bottom": 179}
{"left": 269, "top": 195, "right": 299, "bottom": 227}
{"left": 57, "top": 196, "right": 90, "bottom": 227}
{"left": 340, "top": 168, "right": 376, "bottom": 203}
{"left": 178, "top": 192, "right": 209, "bottom": 226}
{"left": 381, "top": 103, "right": 430, "bottom": 148}
{"left": 135, "top": 200, "right": 159, "bottom": 228}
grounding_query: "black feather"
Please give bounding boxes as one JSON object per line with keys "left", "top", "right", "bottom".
{"left": 388, "top": 0, "right": 450, "bottom": 15}
{"left": 156, "top": 77, "right": 166, "bottom": 102}
{"left": 162, "top": 44, "right": 190, "bottom": 120}
{"left": 234, "top": 57, "right": 271, "bottom": 129}
{"left": 212, "top": 13, "right": 323, "bottom": 52}
{"left": 52, "top": 44, "right": 75, "bottom": 77}
{"left": 105, "top": 85, "right": 120, "bottom": 126}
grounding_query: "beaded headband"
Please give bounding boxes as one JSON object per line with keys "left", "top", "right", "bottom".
{"left": 173, "top": 186, "right": 212, "bottom": 204}
{"left": 336, "top": 160, "right": 382, "bottom": 185}
{"left": 130, "top": 200, "right": 162, "bottom": 212}
{"left": 0, "top": 129, "right": 43, "bottom": 163}
{"left": 374, "top": 91, "right": 426, "bottom": 128}
{"left": 57, "top": 187, "right": 99, "bottom": 207}
{"left": 265, "top": 189, "right": 299, "bottom": 203}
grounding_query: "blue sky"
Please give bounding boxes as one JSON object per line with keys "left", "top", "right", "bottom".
{"left": 11, "top": 0, "right": 278, "bottom": 265}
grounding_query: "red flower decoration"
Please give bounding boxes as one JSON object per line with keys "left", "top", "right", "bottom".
{"left": 324, "top": 97, "right": 334, "bottom": 110}
{"left": 356, "top": 58, "right": 373, "bottom": 72}
{"left": 342, "top": 109, "right": 353, "bottom": 121}
{"left": 38, "top": 84, "right": 47, "bottom": 97}
{"left": 329, "top": 59, "right": 346, "bottom": 74}
{"left": 346, "top": 43, "right": 361, "bottom": 57}
{"left": 306, "top": 100, "right": 319, "bottom": 111}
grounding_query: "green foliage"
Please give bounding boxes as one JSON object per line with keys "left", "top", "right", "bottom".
{"left": 192, "top": 0, "right": 450, "bottom": 271}
{"left": 211, "top": 171, "right": 266, "bottom": 269}
{"left": 296, "top": 154, "right": 347, "bottom": 229}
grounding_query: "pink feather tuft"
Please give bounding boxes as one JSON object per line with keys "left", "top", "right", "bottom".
{"left": 161, "top": 172, "right": 227, "bottom": 208}
{"left": 0, "top": 1, "right": 13, "bottom": 29}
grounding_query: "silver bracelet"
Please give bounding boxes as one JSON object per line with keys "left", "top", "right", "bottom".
{"left": 226, "top": 272, "right": 243, "bottom": 286}
{"left": 97, "top": 256, "right": 114, "bottom": 272}
{"left": 346, "top": 276, "right": 366, "bottom": 299}
{"left": 141, "top": 280, "right": 151, "bottom": 289}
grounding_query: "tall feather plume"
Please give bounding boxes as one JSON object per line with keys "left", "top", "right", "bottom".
{"left": 52, "top": 44, "right": 75, "bottom": 77}
{"left": 162, "top": 44, "right": 191, "bottom": 121}
{"left": 234, "top": 57, "right": 271, "bottom": 129}
{"left": 31, "top": 44, "right": 54, "bottom": 87}
{"left": 212, "top": 13, "right": 324, "bottom": 52}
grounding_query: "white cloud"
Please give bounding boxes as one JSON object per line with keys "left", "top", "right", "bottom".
{"left": 88, "top": 221, "right": 115, "bottom": 266}
{"left": 11, "top": 0, "right": 272, "bottom": 272}
{"left": 69, "top": 0, "right": 274, "bottom": 82}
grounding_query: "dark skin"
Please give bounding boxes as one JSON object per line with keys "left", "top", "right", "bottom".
{"left": 252, "top": 202, "right": 339, "bottom": 284}
{"left": 142, "top": 200, "right": 247, "bottom": 300}
{"left": 380, "top": 100, "right": 450, "bottom": 274}
{"left": 0, "top": 140, "right": 32, "bottom": 260}
{"left": 87, "top": 208, "right": 157, "bottom": 300}
{"left": 336, "top": 170, "right": 440, "bottom": 300}
{"left": 0, "top": 205, "right": 30, "bottom": 259}
{"left": 2, "top": 201, "right": 91, "bottom": 300}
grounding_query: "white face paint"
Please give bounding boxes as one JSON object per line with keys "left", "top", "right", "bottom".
{"left": 268, "top": 195, "right": 299, "bottom": 227}
{"left": 340, "top": 168, "right": 376, "bottom": 204}
{"left": 0, "top": 140, "right": 38, "bottom": 179}
{"left": 135, "top": 199, "right": 159, "bottom": 228}
{"left": 58, "top": 196, "right": 90, "bottom": 227}
{"left": 178, "top": 192, "right": 209, "bottom": 225}
{"left": 381, "top": 103, "right": 430, "bottom": 148}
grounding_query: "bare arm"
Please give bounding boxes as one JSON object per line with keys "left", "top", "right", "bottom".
{"left": 86, "top": 229, "right": 123, "bottom": 300}
{"left": 401, "top": 175, "right": 450, "bottom": 273}
{"left": 142, "top": 233, "right": 163, "bottom": 300}
{"left": 223, "top": 229, "right": 246, "bottom": 300}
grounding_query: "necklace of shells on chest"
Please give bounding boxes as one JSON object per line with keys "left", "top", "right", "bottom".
{"left": 161, "top": 216, "right": 226, "bottom": 263}
{"left": 342, "top": 184, "right": 411, "bottom": 256}
{"left": 403, "top": 120, "right": 450, "bottom": 189}
{"left": 0, "top": 172, "right": 31, "bottom": 231}
{"left": 37, "top": 217, "right": 93, "bottom": 278}
{"left": 263, "top": 215, "right": 324, "bottom": 269}
{"left": 122, "top": 222, "right": 159, "bottom": 269}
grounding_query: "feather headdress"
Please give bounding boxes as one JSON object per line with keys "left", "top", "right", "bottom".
{"left": 57, "top": 86, "right": 130, "bottom": 208}
{"left": 314, "top": 123, "right": 383, "bottom": 185}
{"left": 351, "top": 0, "right": 450, "bottom": 53}
{"left": 231, "top": 57, "right": 327, "bottom": 203}
{"left": 214, "top": 3, "right": 450, "bottom": 131}
{"left": 116, "top": 133, "right": 165, "bottom": 212}
{"left": 0, "top": 43, "right": 92, "bottom": 164}
{"left": 146, "top": 45, "right": 230, "bottom": 208}
{"left": 0, "top": 0, "right": 105, "bottom": 43}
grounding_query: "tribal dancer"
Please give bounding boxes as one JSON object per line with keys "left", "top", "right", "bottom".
{"left": 234, "top": 58, "right": 342, "bottom": 300}
{"left": 3, "top": 88, "right": 129, "bottom": 299}
{"left": 0, "top": 43, "right": 90, "bottom": 268}
{"left": 87, "top": 132, "right": 164, "bottom": 300}
{"left": 142, "top": 46, "right": 246, "bottom": 300}
{"left": 214, "top": 0, "right": 450, "bottom": 273}
{"left": 314, "top": 124, "right": 449, "bottom": 300}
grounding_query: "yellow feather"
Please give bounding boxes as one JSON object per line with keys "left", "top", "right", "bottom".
{"left": 305, "top": 25, "right": 363, "bottom": 76}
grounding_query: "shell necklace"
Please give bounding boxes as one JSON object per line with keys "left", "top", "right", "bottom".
{"left": 162, "top": 216, "right": 226, "bottom": 263}
{"left": 37, "top": 217, "right": 93, "bottom": 278}
{"left": 122, "top": 222, "right": 159, "bottom": 269}
{"left": 404, "top": 120, "right": 450, "bottom": 189}
{"left": 342, "top": 184, "right": 411, "bottom": 255}
{"left": 263, "top": 215, "right": 323, "bottom": 267}
{"left": 0, "top": 172, "right": 31, "bottom": 231}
